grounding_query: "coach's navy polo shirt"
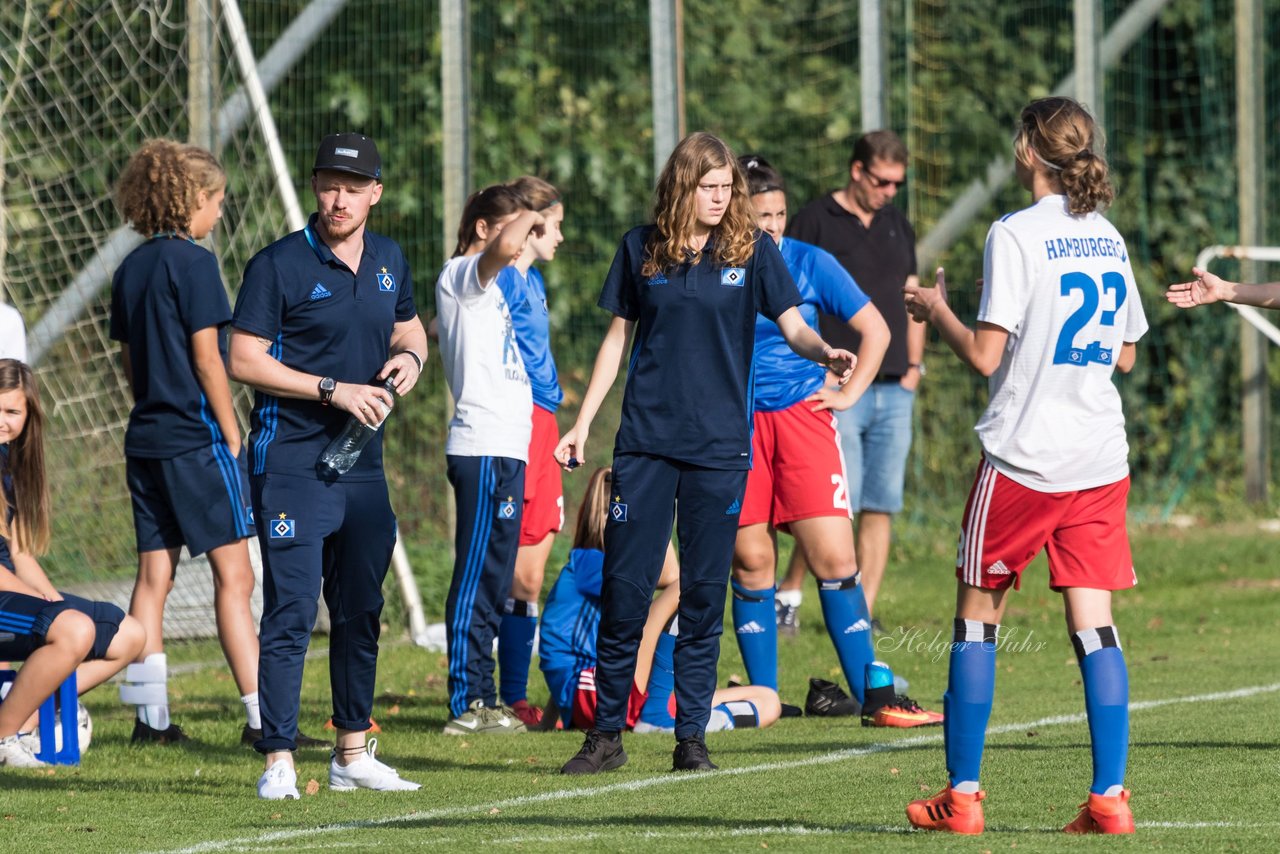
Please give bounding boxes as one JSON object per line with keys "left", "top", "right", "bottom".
{"left": 599, "top": 225, "right": 802, "bottom": 470}
{"left": 232, "top": 214, "right": 417, "bottom": 481}
{"left": 109, "top": 237, "right": 233, "bottom": 458}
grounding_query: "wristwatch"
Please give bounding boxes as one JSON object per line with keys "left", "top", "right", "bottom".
{"left": 318, "top": 376, "right": 336, "bottom": 405}
{"left": 909, "top": 362, "right": 927, "bottom": 377}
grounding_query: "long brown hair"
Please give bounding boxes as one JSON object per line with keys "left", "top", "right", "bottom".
{"left": 1014, "top": 97, "right": 1114, "bottom": 215}
{"left": 642, "top": 132, "right": 756, "bottom": 278}
{"left": 571, "top": 467, "right": 613, "bottom": 552}
{"left": 0, "top": 360, "right": 51, "bottom": 556}
{"left": 452, "top": 184, "right": 528, "bottom": 257}
{"left": 115, "top": 139, "right": 226, "bottom": 236}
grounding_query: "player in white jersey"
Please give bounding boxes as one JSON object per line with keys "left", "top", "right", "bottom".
{"left": 901, "top": 97, "right": 1147, "bottom": 836}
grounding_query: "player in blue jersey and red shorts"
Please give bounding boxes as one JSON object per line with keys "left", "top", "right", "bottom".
{"left": 494, "top": 176, "right": 568, "bottom": 728}
{"left": 730, "top": 155, "right": 940, "bottom": 727}
{"left": 540, "top": 467, "right": 780, "bottom": 734}
{"left": 554, "top": 132, "right": 853, "bottom": 774}
{"left": 110, "top": 139, "right": 277, "bottom": 745}
{"left": 902, "top": 98, "right": 1146, "bottom": 835}
{"left": 0, "top": 360, "right": 145, "bottom": 768}
{"left": 230, "top": 133, "right": 428, "bottom": 799}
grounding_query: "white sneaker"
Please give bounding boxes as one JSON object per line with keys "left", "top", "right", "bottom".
{"left": 257, "top": 759, "right": 299, "bottom": 800}
{"left": 329, "top": 738, "right": 420, "bottom": 792}
{"left": 0, "top": 734, "right": 45, "bottom": 768}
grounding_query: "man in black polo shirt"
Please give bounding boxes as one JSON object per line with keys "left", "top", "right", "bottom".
{"left": 784, "top": 130, "right": 923, "bottom": 624}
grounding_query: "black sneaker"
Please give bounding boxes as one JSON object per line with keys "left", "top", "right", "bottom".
{"left": 240, "top": 725, "right": 331, "bottom": 748}
{"left": 131, "top": 719, "right": 190, "bottom": 744}
{"left": 561, "top": 729, "right": 627, "bottom": 775}
{"left": 779, "top": 702, "right": 803, "bottom": 718}
{"left": 672, "top": 737, "right": 718, "bottom": 772}
{"left": 805, "top": 678, "right": 861, "bottom": 717}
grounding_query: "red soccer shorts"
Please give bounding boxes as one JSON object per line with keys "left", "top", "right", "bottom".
{"left": 740, "top": 400, "right": 852, "bottom": 529}
{"left": 521, "top": 405, "right": 565, "bottom": 546}
{"left": 955, "top": 457, "right": 1136, "bottom": 591}
{"left": 571, "top": 667, "right": 648, "bottom": 730}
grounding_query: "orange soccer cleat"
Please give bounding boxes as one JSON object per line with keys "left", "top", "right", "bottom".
{"left": 863, "top": 695, "right": 943, "bottom": 728}
{"left": 907, "top": 786, "right": 986, "bottom": 835}
{"left": 1062, "top": 789, "right": 1135, "bottom": 834}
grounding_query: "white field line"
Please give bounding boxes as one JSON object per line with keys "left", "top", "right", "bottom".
{"left": 153, "top": 681, "right": 1280, "bottom": 854}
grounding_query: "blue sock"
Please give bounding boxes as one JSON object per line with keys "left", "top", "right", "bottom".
{"left": 731, "top": 581, "right": 778, "bottom": 690}
{"left": 817, "top": 573, "right": 875, "bottom": 703}
{"left": 640, "top": 620, "right": 677, "bottom": 727}
{"left": 498, "top": 599, "right": 538, "bottom": 706}
{"left": 1074, "top": 626, "right": 1128, "bottom": 795}
{"left": 945, "top": 619, "right": 997, "bottom": 790}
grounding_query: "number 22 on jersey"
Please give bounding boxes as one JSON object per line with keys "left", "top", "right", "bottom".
{"left": 1053, "top": 271, "right": 1127, "bottom": 367}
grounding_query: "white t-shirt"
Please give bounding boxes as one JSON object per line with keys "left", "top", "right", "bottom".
{"left": 436, "top": 253, "right": 532, "bottom": 460}
{"left": 975, "top": 194, "right": 1148, "bottom": 492}
{"left": 0, "top": 303, "right": 27, "bottom": 361}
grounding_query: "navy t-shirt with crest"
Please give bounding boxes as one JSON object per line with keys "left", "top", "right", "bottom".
{"left": 598, "top": 225, "right": 802, "bottom": 470}
{"left": 109, "top": 236, "right": 233, "bottom": 458}
{"left": 231, "top": 214, "right": 417, "bottom": 481}
{"left": 1, "top": 446, "right": 14, "bottom": 572}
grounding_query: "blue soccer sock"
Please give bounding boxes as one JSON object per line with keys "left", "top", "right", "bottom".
{"left": 945, "top": 619, "right": 997, "bottom": 791}
{"left": 498, "top": 599, "right": 538, "bottom": 705}
{"left": 817, "top": 573, "right": 875, "bottom": 703}
{"left": 1073, "top": 626, "right": 1129, "bottom": 796}
{"left": 731, "top": 581, "right": 778, "bottom": 690}
{"left": 639, "top": 619, "right": 677, "bottom": 727}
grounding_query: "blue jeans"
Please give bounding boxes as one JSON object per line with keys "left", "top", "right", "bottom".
{"left": 836, "top": 381, "right": 915, "bottom": 514}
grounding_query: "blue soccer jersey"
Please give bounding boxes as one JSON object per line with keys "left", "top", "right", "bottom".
{"left": 109, "top": 237, "right": 233, "bottom": 458}
{"left": 752, "top": 238, "right": 871, "bottom": 413}
{"left": 232, "top": 214, "right": 417, "bottom": 481}
{"left": 537, "top": 548, "right": 604, "bottom": 679}
{"left": 0, "top": 447, "right": 14, "bottom": 573}
{"left": 599, "top": 226, "right": 802, "bottom": 469}
{"left": 497, "top": 266, "right": 563, "bottom": 413}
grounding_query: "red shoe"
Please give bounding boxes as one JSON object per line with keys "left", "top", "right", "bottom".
{"left": 863, "top": 695, "right": 942, "bottom": 728}
{"left": 906, "top": 786, "right": 985, "bottom": 835}
{"left": 508, "top": 700, "right": 544, "bottom": 728}
{"left": 1063, "top": 789, "right": 1135, "bottom": 834}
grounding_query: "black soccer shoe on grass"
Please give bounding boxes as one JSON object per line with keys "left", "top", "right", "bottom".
{"left": 672, "top": 737, "right": 718, "bottom": 772}
{"left": 241, "top": 725, "right": 331, "bottom": 748}
{"left": 561, "top": 728, "right": 627, "bottom": 775}
{"left": 804, "top": 678, "right": 861, "bottom": 717}
{"left": 131, "top": 719, "right": 190, "bottom": 744}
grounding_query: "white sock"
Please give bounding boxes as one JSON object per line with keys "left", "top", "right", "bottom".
{"left": 137, "top": 653, "right": 170, "bottom": 730}
{"left": 242, "top": 692, "right": 262, "bottom": 730}
{"left": 776, "top": 589, "right": 802, "bottom": 607}
{"left": 953, "top": 780, "right": 980, "bottom": 794}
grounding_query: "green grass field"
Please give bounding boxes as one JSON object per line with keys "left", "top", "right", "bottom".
{"left": 3, "top": 520, "right": 1278, "bottom": 852}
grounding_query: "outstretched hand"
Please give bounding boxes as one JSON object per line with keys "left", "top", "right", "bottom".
{"left": 1166, "top": 267, "right": 1226, "bottom": 309}
{"left": 904, "top": 266, "right": 948, "bottom": 323}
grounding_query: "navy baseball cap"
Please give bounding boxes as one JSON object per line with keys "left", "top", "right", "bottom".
{"left": 313, "top": 133, "right": 382, "bottom": 180}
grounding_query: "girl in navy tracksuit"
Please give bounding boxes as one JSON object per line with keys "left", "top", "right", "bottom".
{"left": 554, "top": 132, "right": 853, "bottom": 774}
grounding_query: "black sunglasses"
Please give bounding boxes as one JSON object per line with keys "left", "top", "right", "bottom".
{"left": 861, "top": 167, "right": 907, "bottom": 190}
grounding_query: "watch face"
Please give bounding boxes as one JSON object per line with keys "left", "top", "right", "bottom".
{"left": 320, "top": 377, "right": 336, "bottom": 392}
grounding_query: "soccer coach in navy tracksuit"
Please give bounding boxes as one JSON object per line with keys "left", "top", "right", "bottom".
{"left": 555, "top": 132, "right": 854, "bottom": 774}
{"left": 229, "top": 134, "right": 428, "bottom": 799}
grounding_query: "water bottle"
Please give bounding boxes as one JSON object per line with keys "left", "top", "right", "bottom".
{"left": 316, "top": 376, "right": 397, "bottom": 477}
